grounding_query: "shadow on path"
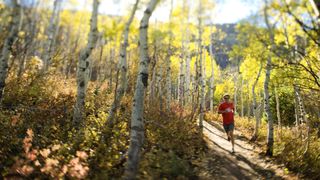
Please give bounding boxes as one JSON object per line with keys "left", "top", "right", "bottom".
{"left": 204, "top": 126, "right": 253, "bottom": 152}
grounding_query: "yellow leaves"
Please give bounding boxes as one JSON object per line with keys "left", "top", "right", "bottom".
{"left": 155, "top": 162, "right": 161, "bottom": 168}
{"left": 214, "top": 77, "right": 235, "bottom": 100}
{"left": 18, "top": 31, "right": 25, "bottom": 38}
{"left": 106, "top": 162, "right": 113, "bottom": 167}
{"left": 202, "top": 27, "right": 213, "bottom": 45}
{"left": 50, "top": 125, "right": 58, "bottom": 132}
{"left": 67, "top": 0, "right": 80, "bottom": 6}
{"left": 0, "top": 3, "right": 5, "bottom": 10}
{"left": 172, "top": 5, "right": 184, "bottom": 19}
{"left": 101, "top": 17, "right": 125, "bottom": 41}
{"left": 27, "top": 56, "right": 43, "bottom": 71}
{"left": 170, "top": 55, "right": 180, "bottom": 75}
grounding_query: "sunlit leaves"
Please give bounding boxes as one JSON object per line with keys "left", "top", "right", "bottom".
{"left": 214, "top": 76, "right": 235, "bottom": 100}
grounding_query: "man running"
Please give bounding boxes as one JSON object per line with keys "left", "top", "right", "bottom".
{"left": 218, "top": 93, "right": 235, "bottom": 153}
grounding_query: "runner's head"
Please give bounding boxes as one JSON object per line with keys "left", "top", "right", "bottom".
{"left": 223, "top": 93, "right": 230, "bottom": 102}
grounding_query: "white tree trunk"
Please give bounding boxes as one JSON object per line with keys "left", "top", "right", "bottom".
{"left": 184, "top": 0, "right": 191, "bottom": 104}
{"left": 107, "top": 0, "right": 140, "bottom": 125}
{"left": 234, "top": 78, "right": 238, "bottom": 115}
{"left": 209, "top": 32, "right": 215, "bottom": 111}
{"left": 294, "top": 85, "right": 310, "bottom": 153}
{"left": 263, "top": 0, "right": 274, "bottom": 156}
{"left": 123, "top": 0, "right": 158, "bottom": 178}
{"left": 149, "top": 35, "right": 159, "bottom": 104}
{"left": 185, "top": 53, "right": 191, "bottom": 103}
{"left": 198, "top": 0, "right": 204, "bottom": 132}
{"left": 66, "top": 0, "right": 88, "bottom": 79}
{"left": 203, "top": 47, "right": 206, "bottom": 101}
{"left": 241, "top": 77, "right": 244, "bottom": 117}
{"left": 149, "top": 63, "right": 157, "bottom": 102}
{"left": 165, "top": 0, "right": 173, "bottom": 111}
{"left": 191, "top": 74, "right": 195, "bottom": 108}
{"left": 264, "top": 56, "right": 273, "bottom": 156}
{"left": 108, "top": 46, "right": 115, "bottom": 90}
{"left": 165, "top": 54, "right": 172, "bottom": 111}
{"left": 294, "top": 87, "right": 301, "bottom": 126}
{"left": 252, "top": 63, "right": 263, "bottom": 141}
{"left": 179, "top": 0, "right": 189, "bottom": 106}
{"left": 73, "top": 0, "right": 99, "bottom": 125}
{"left": 43, "top": 0, "right": 62, "bottom": 71}
{"left": 275, "top": 87, "right": 281, "bottom": 139}
{"left": 157, "top": 64, "right": 163, "bottom": 111}
{"left": 62, "top": 27, "right": 73, "bottom": 77}
{"left": 97, "top": 37, "right": 105, "bottom": 82}
{"left": 179, "top": 52, "right": 185, "bottom": 106}
{"left": 16, "top": 4, "right": 25, "bottom": 78}
{"left": 247, "top": 83, "right": 251, "bottom": 116}
{"left": 0, "top": 0, "right": 21, "bottom": 101}
{"left": 18, "top": 5, "right": 32, "bottom": 79}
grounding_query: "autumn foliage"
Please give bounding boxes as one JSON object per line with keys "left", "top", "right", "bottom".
{"left": 0, "top": 74, "right": 207, "bottom": 179}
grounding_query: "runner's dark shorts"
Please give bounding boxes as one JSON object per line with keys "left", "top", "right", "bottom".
{"left": 223, "top": 123, "right": 234, "bottom": 132}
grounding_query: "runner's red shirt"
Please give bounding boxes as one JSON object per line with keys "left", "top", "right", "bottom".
{"left": 218, "top": 102, "right": 234, "bottom": 125}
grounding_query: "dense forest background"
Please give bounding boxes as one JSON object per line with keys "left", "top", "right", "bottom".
{"left": 0, "top": 0, "right": 319, "bottom": 179}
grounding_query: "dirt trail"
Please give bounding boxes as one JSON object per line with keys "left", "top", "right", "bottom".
{"left": 197, "top": 120, "right": 299, "bottom": 180}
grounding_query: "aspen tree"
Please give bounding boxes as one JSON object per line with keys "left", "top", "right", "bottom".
{"left": 66, "top": 0, "right": 88, "bottom": 79}
{"left": 263, "top": 0, "right": 274, "bottom": 156}
{"left": 123, "top": 0, "right": 159, "bottom": 178}
{"left": 294, "top": 85, "right": 311, "bottom": 154}
{"left": 179, "top": 0, "right": 188, "bottom": 106}
{"left": 43, "top": 0, "right": 62, "bottom": 71}
{"left": 209, "top": 28, "right": 215, "bottom": 111}
{"left": 165, "top": 0, "right": 173, "bottom": 111}
{"left": 157, "top": 63, "right": 163, "bottom": 111}
{"left": 252, "top": 63, "right": 263, "bottom": 141}
{"left": 198, "top": 0, "right": 205, "bottom": 132}
{"left": 107, "top": 0, "right": 140, "bottom": 125}
{"left": 149, "top": 27, "right": 160, "bottom": 104}
{"left": 247, "top": 83, "right": 251, "bottom": 116}
{"left": 73, "top": 0, "right": 99, "bottom": 125}
{"left": 234, "top": 76, "right": 238, "bottom": 114}
{"left": 241, "top": 76, "right": 244, "bottom": 117}
{"left": 0, "top": 0, "right": 21, "bottom": 102}
{"left": 179, "top": 47, "right": 185, "bottom": 106}
{"left": 274, "top": 87, "right": 282, "bottom": 139}
{"left": 184, "top": 0, "right": 191, "bottom": 104}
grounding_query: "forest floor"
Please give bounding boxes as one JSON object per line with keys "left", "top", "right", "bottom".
{"left": 196, "top": 120, "right": 300, "bottom": 180}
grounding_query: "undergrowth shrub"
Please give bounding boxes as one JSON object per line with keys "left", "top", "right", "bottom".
{"left": 138, "top": 102, "right": 208, "bottom": 179}
{"left": 5, "top": 129, "right": 90, "bottom": 179}
{"left": 2, "top": 74, "right": 208, "bottom": 179}
{"left": 0, "top": 74, "right": 113, "bottom": 179}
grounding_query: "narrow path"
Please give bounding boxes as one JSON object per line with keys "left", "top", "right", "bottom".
{"left": 197, "top": 121, "right": 299, "bottom": 180}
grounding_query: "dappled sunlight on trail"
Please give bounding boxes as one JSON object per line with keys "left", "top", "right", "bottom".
{"left": 198, "top": 121, "right": 299, "bottom": 180}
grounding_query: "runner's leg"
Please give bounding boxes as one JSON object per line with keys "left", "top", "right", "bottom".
{"left": 230, "top": 130, "right": 235, "bottom": 151}
{"left": 224, "top": 124, "right": 230, "bottom": 141}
